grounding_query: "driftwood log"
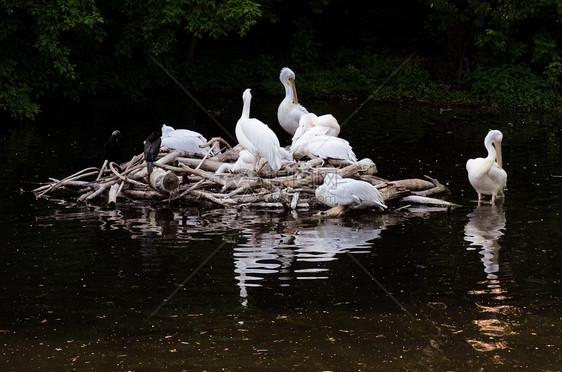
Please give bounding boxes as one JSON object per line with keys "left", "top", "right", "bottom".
{"left": 31, "top": 138, "right": 456, "bottom": 214}
{"left": 149, "top": 168, "right": 180, "bottom": 195}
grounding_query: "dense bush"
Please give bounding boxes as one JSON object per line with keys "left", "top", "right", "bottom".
{"left": 468, "top": 63, "right": 560, "bottom": 111}
{"left": 1, "top": 0, "right": 561, "bottom": 119}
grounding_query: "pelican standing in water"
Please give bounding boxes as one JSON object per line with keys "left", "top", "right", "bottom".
{"left": 316, "top": 173, "right": 387, "bottom": 210}
{"left": 292, "top": 113, "right": 340, "bottom": 140}
{"left": 466, "top": 129, "right": 507, "bottom": 205}
{"left": 236, "top": 89, "right": 283, "bottom": 171}
{"left": 278, "top": 67, "right": 309, "bottom": 135}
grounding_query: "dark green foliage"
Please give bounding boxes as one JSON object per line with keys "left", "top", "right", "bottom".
{"left": 1, "top": 0, "right": 105, "bottom": 118}
{"left": 1, "top": 0, "right": 561, "bottom": 119}
{"left": 0, "top": 0, "right": 261, "bottom": 119}
{"left": 468, "top": 63, "right": 560, "bottom": 111}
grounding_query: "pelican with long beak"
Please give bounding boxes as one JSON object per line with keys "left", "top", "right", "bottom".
{"left": 466, "top": 130, "right": 507, "bottom": 205}
{"left": 277, "top": 67, "right": 309, "bottom": 135}
{"left": 236, "top": 89, "right": 283, "bottom": 172}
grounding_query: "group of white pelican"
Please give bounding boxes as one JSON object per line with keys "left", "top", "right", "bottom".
{"left": 133, "top": 67, "right": 507, "bottom": 210}
{"left": 235, "top": 68, "right": 358, "bottom": 172}
{"left": 234, "top": 67, "right": 382, "bottom": 210}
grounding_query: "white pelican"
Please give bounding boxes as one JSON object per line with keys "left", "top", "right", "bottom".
{"left": 291, "top": 129, "right": 357, "bottom": 164}
{"left": 316, "top": 173, "right": 387, "bottom": 210}
{"left": 292, "top": 113, "right": 340, "bottom": 141}
{"left": 466, "top": 129, "right": 507, "bottom": 205}
{"left": 278, "top": 67, "right": 309, "bottom": 135}
{"left": 215, "top": 149, "right": 254, "bottom": 174}
{"left": 216, "top": 147, "right": 294, "bottom": 174}
{"left": 160, "top": 124, "right": 211, "bottom": 154}
{"left": 235, "top": 89, "right": 283, "bottom": 171}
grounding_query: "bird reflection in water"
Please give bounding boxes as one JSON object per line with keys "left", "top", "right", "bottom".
{"left": 463, "top": 204, "right": 517, "bottom": 355}
{"left": 464, "top": 204, "right": 506, "bottom": 282}
{"left": 234, "top": 218, "right": 387, "bottom": 306}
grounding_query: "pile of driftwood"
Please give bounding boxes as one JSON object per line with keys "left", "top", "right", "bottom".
{"left": 32, "top": 138, "right": 458, "bottom": 215}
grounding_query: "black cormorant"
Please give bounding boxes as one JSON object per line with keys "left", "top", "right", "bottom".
{"left": 104, "top": 130, "right": 121, "bottom": 163}
{"left": 144, "top": 131, "right": 161, "bottom": 175}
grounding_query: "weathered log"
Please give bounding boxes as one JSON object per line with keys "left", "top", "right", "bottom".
{"left": 360, "top": 174, "right": 389, "bottom": 186}
{"left": 109, "top": 162, "right": 146, "bottom": 187}
{"left": 106, "top": 183, "right": 120, "bottom": 209}
{"left": 389, "top": 178, "right": 435, "bottom": 191}
{"left": 238, "top": 202, "right": 310, "bottom": 209}
{"left": 410, "top": 175, "right": 450, "bottom": 196}
{"left": 149, "top": 168, "right": 180, "bottom": 194}
{"left": 78, "top": 181, "right": 114, "bottom": 202}
{"left": 190, "top": 190, "right": 234, "bottom": 206}
{"left": 177, "top": 157, "right": 226, "bottom": 172}
{"left": 283, "top": 164, "right": 360, "bottom": 188}
{"left": 97, "top": 159, "right": 109, "bottom": 180}
{"left": 376, "top": 182, "right": 411, "bottom": 202}
{"left": 222, "top": 176, "right": 275, "bottom": 192}
{"left": 208, "top": 148, "right": 241, "bottom": 163}
{"left": 290, "top": 192, "right": 300, "bottom": 210}
{"left": 411, "top": 184, "right": 450, "bottom": 197}
{"left": 33, "top": 145, "right": 457, "bottom": 216}
{"left": 399, "top": 195, "right": 460, "bottom": 207}
{"left": 122, "top": 189, "right": 163, "bottom": 199}
{"left": 180, "top": 164, "right": 227, "bottom": 186}
{"left": 34, "top": 168, "right": 100, "bottom": 197}
{"left": 314, "top": 205, "right": 346, "bottom": 217}
{"left": 170, "top": 179, "right": 205, "bottom": 201}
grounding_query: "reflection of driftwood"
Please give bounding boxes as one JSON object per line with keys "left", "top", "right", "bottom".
{"left": 31, "top": 137, "right": 457, "bottom": 213}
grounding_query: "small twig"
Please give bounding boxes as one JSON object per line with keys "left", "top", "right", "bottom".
{"left": 97, "top": 159, "right": 109, "bottom": 180}
{"left": 200, "top": 137, "right": 232, "bottom": 150}
{"left": 179, "top": 163, "right": 226, "bottom": 186}
{"left": 109, "top": 162, "right": 146, "bottom": 187}
{"left": 170, "top": 179, "right": 205, "bottom": 201}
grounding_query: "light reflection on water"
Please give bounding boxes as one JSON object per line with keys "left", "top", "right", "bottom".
{"left": 464, "top": 204, "right": 518, "bottom": 355}
{"left": 38, "top": 196, "right": 418, "bottom": 306}
{"left": 3, "top": 103, "right": 561, "bottom": 370}
{"left": 464, "top": 205, "right": 506, "bottom": 281}
{"left": 234, "top": 217, "right": 391, "bottom": 305}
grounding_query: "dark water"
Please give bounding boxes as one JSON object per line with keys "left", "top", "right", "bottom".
{"left": 1, "top": 98, "right": 560, "bottom": 371}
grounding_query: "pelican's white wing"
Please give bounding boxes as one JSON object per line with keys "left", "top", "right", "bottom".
{"left": 488, "top": 164, "right": 507, "bottom": 196}
{"left": 466, "top": 157, "right": 506, "bottom": 197}
{"left": 333, "top": 178, "right": 386, "bottom": 209}
{"left": 304, "top": 135, "right": 357, "bottom": 163}
{"left": 293, "top": 113, "right": 340, "bottom": 142}
{"left": 316, "top": 176, "right": 386, "bottom": 210}
{"left": 312, "top": 114, "right": 340, "bottom": 137}
{"left": 238, "top": 118, "right": 282, "bottom": 171}
{"left": 278, "top": 101, "right": 308, "bottom": 136}
{"left": 160, "top": 124, "right": 210, "bottom": 154}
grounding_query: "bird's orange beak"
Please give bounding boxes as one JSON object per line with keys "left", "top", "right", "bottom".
{"left": 289, "top": 78, "right": 299, "bottom": 104}
{"left": 495, "top": 141, "right": 503, "bottom": 169}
